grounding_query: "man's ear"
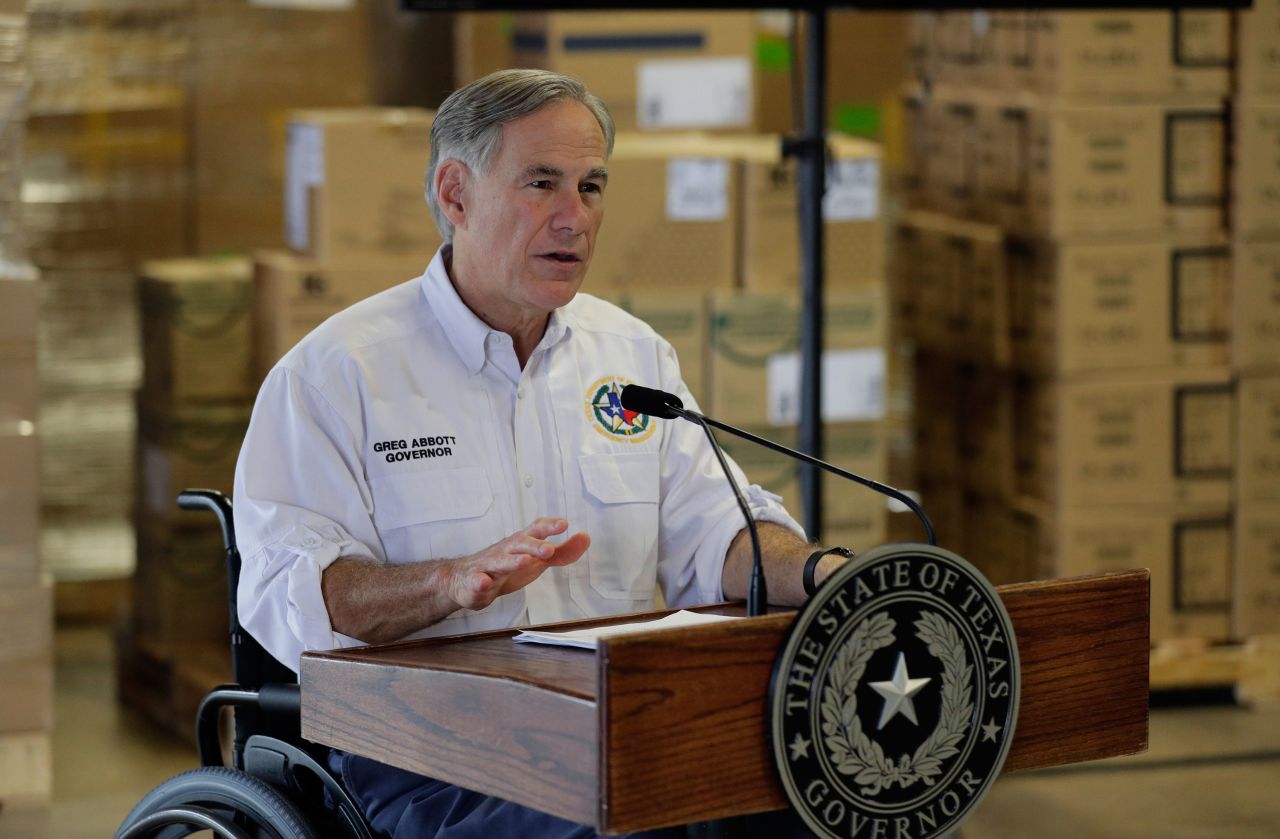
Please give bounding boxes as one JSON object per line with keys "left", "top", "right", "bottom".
{"left": 435, "top": 159, "right": 469, "bottom": 233}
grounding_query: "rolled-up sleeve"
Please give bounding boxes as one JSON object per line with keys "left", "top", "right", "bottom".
{"left": 233, "top": 366, "right": 381, "bottom": 672}
{"left": 652, "top": 344, "right": 806, "bottom": 608}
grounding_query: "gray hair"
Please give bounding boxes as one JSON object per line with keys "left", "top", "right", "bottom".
{"left": 425, "top": 69, "right": 616, "bottom": 243}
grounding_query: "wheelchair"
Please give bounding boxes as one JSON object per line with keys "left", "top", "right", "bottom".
{"left": 115, "top": 489, "right": 374, "bottom": 839}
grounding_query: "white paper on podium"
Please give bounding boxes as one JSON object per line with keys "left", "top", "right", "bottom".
{"left": 513, "top": 610, "right": 741, "bottom": 651}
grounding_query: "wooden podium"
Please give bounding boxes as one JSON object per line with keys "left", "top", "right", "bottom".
{"left": 300, "top": 569, "right": 1150, "bottom": 835}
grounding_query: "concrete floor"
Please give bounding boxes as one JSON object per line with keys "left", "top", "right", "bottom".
{"left": 1, "top": 625, "right": 1278, "bottom": 838}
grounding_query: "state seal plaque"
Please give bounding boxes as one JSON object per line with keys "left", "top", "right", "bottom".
{"left": 769, "top": 544, "right": 1019, "bottom": 839}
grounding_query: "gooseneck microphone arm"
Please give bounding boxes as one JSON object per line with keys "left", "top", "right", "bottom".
{"left": 621, "top": 384, "right": 937, "bottom": 548}
{"left": 620, "top": 385, "right": 767, "bottom": 615}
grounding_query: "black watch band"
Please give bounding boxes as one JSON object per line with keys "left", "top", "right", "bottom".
{"left": 803, "top": 546, "right": 854, "bottom": 597}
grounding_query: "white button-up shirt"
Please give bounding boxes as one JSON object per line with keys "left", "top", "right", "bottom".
{"left": 233, "top": 247, "right": 803, "bottom": 671}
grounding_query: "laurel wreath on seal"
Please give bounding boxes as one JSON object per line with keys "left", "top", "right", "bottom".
{"left": 820, "top": 611, "right": 973, "bottom": 796}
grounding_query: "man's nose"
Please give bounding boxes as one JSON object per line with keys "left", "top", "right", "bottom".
{"left": 551, "top": 190, "right": 591, "bottom": 234}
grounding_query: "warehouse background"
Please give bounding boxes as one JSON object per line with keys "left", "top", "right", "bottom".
{"left": 0, "top": 3, "right": 1278, "bottom": 835}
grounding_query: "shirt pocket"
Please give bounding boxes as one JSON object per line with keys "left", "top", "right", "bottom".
{"left": 370, "top": 466, "right": 499, "bottom": 561}
{"left": 574, "top": 451, "right": 660, "bottom": 601}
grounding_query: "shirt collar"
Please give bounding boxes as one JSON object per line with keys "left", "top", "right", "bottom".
{"left": 421, "top": 246, "right": 576, "bottom": 376}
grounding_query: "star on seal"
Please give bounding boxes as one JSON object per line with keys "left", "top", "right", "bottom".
{"left": 868, "top": 652, "right": 931, "bottom": 729}
{"left": 788, "top": 733, "right": 811, "bottom": 761}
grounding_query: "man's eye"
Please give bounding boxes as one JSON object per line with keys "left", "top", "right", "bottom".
{"left": 580, "top": 182, "right": 602, "bottom": 194}
{"left": 530, "top": 180, "right": 552, "bottom": 189}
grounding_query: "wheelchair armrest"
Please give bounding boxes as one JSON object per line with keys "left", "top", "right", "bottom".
{"left": 197, "top": 684, "right": 301, "bottom": 768}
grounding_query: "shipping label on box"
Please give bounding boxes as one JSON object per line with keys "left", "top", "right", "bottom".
{"left": 140, "top": 257, "right": 254, "bottom": 403}
{"left": 1235, "top": 501, "right": 1280, "bottom": 636}
{"left": 286, "top": 108, "right": 439, "bottom": 271}
{"left": 1015, "top": 368, "right": 1233, "bottom": 508}
{"left": 596, "top": 290, "right": 707, "bottom": 405}
{"left": 1236, "top": 374, "right": 1280, "bottom": 503}
{"left": 1233, "top": 102, "right": 1280, "bottom": 240}
{"left": 1232, "top": 239, "right": 1280, "bottom": 373}
{"left": 1012, "top": 235, "right": 1231, "bottom": 374}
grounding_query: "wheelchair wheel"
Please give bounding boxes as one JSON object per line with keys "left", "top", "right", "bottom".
{"left": 115, "top": 766, "right": 321, "bottom": 839}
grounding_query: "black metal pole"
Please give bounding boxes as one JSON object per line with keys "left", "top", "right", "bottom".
{"left": 797, "top": 8, "right": 826, "bottom": 541}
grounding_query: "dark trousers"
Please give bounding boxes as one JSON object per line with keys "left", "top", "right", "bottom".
{"left": 330, "top": 750, "right": 689, "bottom": 839}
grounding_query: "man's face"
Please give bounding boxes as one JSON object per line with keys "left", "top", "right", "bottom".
{"left": 451, "top": 99, "right": 607, "bottom": 321}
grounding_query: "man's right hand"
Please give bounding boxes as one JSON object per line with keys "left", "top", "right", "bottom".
{"left": 446, "top": 517, "right": 590, "bottom": 611}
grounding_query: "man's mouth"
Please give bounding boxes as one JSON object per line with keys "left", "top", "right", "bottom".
{"left": 541, "top": 251, "right": 581, "bottom": 264}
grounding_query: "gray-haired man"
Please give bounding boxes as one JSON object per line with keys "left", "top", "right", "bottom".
{"left": 233, "top": 69, "right": 838, "bottom": 837}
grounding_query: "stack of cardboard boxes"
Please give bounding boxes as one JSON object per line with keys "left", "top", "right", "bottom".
{"left": 898, "top": 10, "right": 1241, "bottom": 639}
{"left": 0, "top": 0, "right": 52, "bottom": 802}
{"left": 255, "top": 108, "right": 440, "bottom": 380}
{"left": 1232, "top": 0, "right": 1280, "bottom": 639}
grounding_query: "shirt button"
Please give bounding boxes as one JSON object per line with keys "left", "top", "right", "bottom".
{"left": 302, "top": 537, "right": 318, "bottom": 547}
{"left": 523, "top": 475, "right": 534, "bottom": 488}
{"left": 517, "top": 388, "right": 525, "bottom": 400}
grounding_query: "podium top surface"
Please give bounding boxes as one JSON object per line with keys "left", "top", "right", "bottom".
{"left": 301, "top": 570, "right": 1150, "bottom": 833}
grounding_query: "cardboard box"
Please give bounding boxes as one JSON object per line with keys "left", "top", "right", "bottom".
{"left": 1021, "top": 497, "right": 1232, "bottom": 642}
{"left": 0, "top": 421, "right": 37, "bottom": 549}
{"left": 1233, "top": 101, "right": 1280, "bottom": 241}
{"left": 708, "top": 286, "right": 887, "bottom": 426}
{"left": 958, "top": 491, "right": 1035, "bottom": 586}
{"left": 910, "top": 352, "right": 962, "bottom": 483}
{"left": 133, "top": 516, "right": 228, "bottom": 644}
{"left": 981, "top": 94, "right": 1228, "bottom": 238}
{"left": 0, "top": 578, "right": 52, "bottom": 735}
{"left": 738, "top": 133, "right": 884, "bottom": 291}
{"left": 717, "top": 421, "right": 888, "bottom": 551}
{"left": 39, "top": 511, "right": 134, "bottom": 582}
{"left": 1239, "top": 0, "right": 1280, "bottom": 99}
{"left": 595, "top": 290, "right": 707, "bottom": 405}
{"left": 140, "top": 257, "right": 254, "bottom": 404}
{"left": 37, "top": 270, "right": 141, "bottom": 392}
{"left": 137, "top": 399, "right": 252, "bottom": 520}
{"left": 0, "top": 272, "right": 38, "bottom": 423}
{"left": 1236, "top": 374, "right": 1280, "bottom": 503}
{"left": 895, "top": 211, "right": 1008, "bottom": 366}
{"left": 253, "top": 251, "right": 416, "bottom": 380}
{"left": 285, "top": 108, "right": 439, "bottom": 271}
{"left": 1010, "top": 233, "right": 1231, "bottom": 375}
{"left": 512, "top": 12, "right": 756, "bottom": 133}
{"left": 1234, "top": 501, "right": 1280, "bottom": 636}
{"left": 588, "top": 133, "right": 740, "bottom": 292}
{"left": 0, "top": 731, "right": 52, "bottom": 802}
{"left": 1021, "top": 11, "right": 1230, "bottom": 99}
{"left": 1013, "top": 367, "right": 1233, "bottom": 508}
{"left": 0, "top": 543, "right": 38, "bottom": 587}
{"left": 1232, "top": 239, "right": 1280, "bottom": 374}
{"left": 455, "top": 12, "right": 514, "bottom": 85}
{"left": 39, "top": 387, "right": 135, "bottom": 520}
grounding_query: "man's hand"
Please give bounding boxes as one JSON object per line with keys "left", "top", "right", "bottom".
{"left": 321, "top": 517, "right": 591, "bottom": 644}
{"left": 447, "top": 517, "right": 590, "bottom": 611}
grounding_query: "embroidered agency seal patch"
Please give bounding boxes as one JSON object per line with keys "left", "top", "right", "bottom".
{"left": 769, "top": 543, "right": 1019, "bottom": 839}
{"left": 586, "top": 376, "right": 655, "bottom": 443}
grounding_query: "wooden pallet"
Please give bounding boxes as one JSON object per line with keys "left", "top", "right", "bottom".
{"left": 1149, "top": 636, "right": 1280, "bottom": 704}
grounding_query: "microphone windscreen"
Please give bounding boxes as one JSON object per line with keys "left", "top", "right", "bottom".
{"left": 620, "top": 385, "right": 684, "bottom": 420}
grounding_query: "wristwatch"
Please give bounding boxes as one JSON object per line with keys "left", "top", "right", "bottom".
{"left": 803, "top": 546, "right": 855, "bottom": 597}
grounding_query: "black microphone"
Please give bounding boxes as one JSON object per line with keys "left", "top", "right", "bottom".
{"left": 621, "top": 383, "right": 937, "bottom": 545}
{"left": 621, "top": 385, "right": 768, "bottom": 616}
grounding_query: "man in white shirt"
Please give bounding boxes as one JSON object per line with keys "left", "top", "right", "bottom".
{"left": 234, "top": 69, "right": 841, "bottom": 839}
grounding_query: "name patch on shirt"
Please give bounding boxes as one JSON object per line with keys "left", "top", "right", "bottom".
{"left": 373, "top": 436, "right": 457, "bottom": 463}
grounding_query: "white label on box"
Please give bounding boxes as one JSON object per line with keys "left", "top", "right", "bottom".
{"left": 766, "top": 348, "right": 886, "bottom": 425}
{"left": 251, "top": 0, "right": 354, "bottom": 9}
{"left": 666, "top": 158, "right": 730, "bottom": 221}
{"left": 285, "top": 123, "right": 325, "bottom": 251}
{"left": 638, "top": 57, "right": 753, "bottom": 130}
{"left": 823, "top": 159, "right": 880, "bottom": 221}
